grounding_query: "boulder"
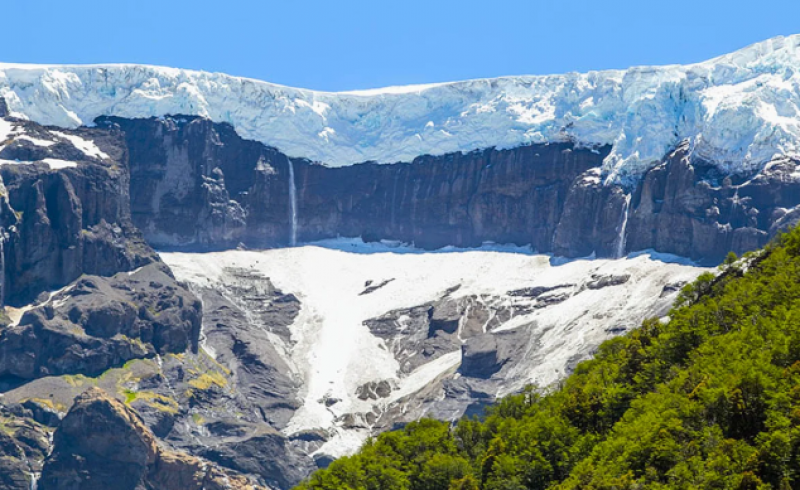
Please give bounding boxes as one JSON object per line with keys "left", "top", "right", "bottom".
{"left": 39, "top": 387, "right": 264, "bottom": 490}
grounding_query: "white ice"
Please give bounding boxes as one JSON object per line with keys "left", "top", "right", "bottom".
{"left": 1, "top": 35, "right": 800, "bottom": 181}
{"left": 0, "top": 158, "right": 77, "bottom": 169}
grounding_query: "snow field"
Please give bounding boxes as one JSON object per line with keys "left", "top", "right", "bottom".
{"left": 163, "top": 240, "right": 704, "bottom": 456}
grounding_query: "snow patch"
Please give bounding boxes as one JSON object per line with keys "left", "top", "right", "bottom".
{"left": 51, "top": 131, "right": 108, "bottom": 160}
{"left": 40, "top": 158, "right": 77, "bottom": 169}
{"left": 0, "top": 158, "right": 77, "bottom": 169}
{"left": 15, "top": 134, "right": 55, "bottom": 147}
{"left": 0, "top": 118, "right": 17, "bottom": 142}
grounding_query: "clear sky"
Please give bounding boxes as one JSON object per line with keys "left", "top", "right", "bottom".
{"left": 7, "top": 0, "right": 800, "bottom": 92}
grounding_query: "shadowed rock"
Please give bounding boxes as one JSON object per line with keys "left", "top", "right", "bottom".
{"left": 39, "top": 387, "right": 265, "bottom": 490}
{"left": 0, "top": 264, "right": 201, "bottom": 382}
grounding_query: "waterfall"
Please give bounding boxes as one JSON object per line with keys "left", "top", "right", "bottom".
{"left": 288, "top": 160, "right": 298, "bottom": 246}
{"left": 0, "top": 233, "right": 5, "bottom": 306}
{"left": 615, "top": 193, "right": 631, "bottom": 259}
{"left": 29, "top": 471, "right": 38, "bottom": 490}
{"left": 730, "top": 188, "right": 740, "bottom": 226}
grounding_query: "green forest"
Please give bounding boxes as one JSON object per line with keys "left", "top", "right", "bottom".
{"left": 294, "top": 226, "right": 800, "bottom": 490}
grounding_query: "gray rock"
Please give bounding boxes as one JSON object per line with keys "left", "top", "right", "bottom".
{"left": 359, "top": 278, "right": 394, "bottom": 295}
{"left": 356, "top": 380, "right": 393, "bottom": 400}
{"left": 460, "top": 335, "right": 501, "bottom": 379}
{"left": 508, "top": 284, "right": 574, "bottom": 298}
{"left": 0, "top": 264, "right": 201, "bottom": 380}
{"left": 186, "top": 267, "right": 301, "bottom": 429}
{"left": 0, "top": 118, "right": 160, "bottom": 306}
{"left": 585, "top": 273, "right": 631, "bottom": 290}
{"left": 195, "top": 431, "right": 314, "bottom": 490}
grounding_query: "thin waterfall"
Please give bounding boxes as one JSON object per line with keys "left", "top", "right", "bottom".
{"left": 0, "top": 233, "right": 5, "bottom": 307}
{"left": 615, "top": 193, "right": 631, "bottom": 259}
{"left": 288, "top": 160, "right": 298, "bottom": 246}
{"left": 29, "top": 472, "right": 38, "bottom": 490}
{"left": 730, "top": 188, "right": 740, "bottom": 226}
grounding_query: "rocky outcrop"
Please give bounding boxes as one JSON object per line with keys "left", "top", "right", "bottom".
{"left": 39, "top": 387, "right": 265, "bottom": 490}
{"left": 0, "top": 404, "right": 51, "bottom": 490}
{"left": 0, "top": 264, "right": 201, "bottom": 384}
{"left": 169, "top": 268, "right": 315, "bottom": 489}
{"left": 0, "top": 117, "right": 159, "bottom": 306}
{"left": 0, "top": 112, "right": 204, "bottom": 390}
{"left": 187, "top": 266, "right": 302, "bottom": 427}
{"left": 106, "top": 115, "right": 800, "bottom": 263}
{"left": 624, "top": 144, "right": 800, "bottom": 260}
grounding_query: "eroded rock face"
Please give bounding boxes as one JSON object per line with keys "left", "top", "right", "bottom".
{"left": 0, "top": 264, "right": 201, "bottom": 383}
{"left": 39, "top": 387, "right": 265, "bottom": 490}
{"left": 623, "top": 144, "right": 800, "bottom": 261}
{"left": 0, "top": 118, "right": 159, "bottom": 306}
{"left": 102, "top": 115, "right": 609, "bottom": 250}
{"left": 108, "top": 115, "right": 800, "bottom": 263}
{"left": 0, "top": 404, "right": 51, "bottom": 490}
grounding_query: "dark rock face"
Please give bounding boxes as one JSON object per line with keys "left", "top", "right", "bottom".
{"left": 102, "top": 115, "right": 609, "bottom": 250}
{"left": 0, "top": 119, "right": 158, "bottom": 306}
{"left": 187, "top": 267, "right": 302, "bottom": 428}
{"left": 0, "top": 405, "right": 50, "bottom": 490}
{"left": 624, "top": 144, "right": 800, "bottom": 261}
{"left": 0, "top": 264, "right": 201, "bottom": 382}
{"left": 98, "top": 116, "right": 256, "bottom": 249}
{"left": 290, "top": 145, "right": 606, "bottom": 251}
{"left": 107, "top": 115, "right": 800, "bottom": 263}
{"left": 39, "top": 387, "right": 265, "bottom": 490}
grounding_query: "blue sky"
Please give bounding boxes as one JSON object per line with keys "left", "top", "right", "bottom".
{"left": 8, "top": 0, "right": 800, "bottom": 92}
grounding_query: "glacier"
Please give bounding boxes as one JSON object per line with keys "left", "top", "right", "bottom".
{"left": 163, "top": 240, "right": 705, "bottom": 458}
{"left": 2, "top": 35, "right": 800, "bottom": 181}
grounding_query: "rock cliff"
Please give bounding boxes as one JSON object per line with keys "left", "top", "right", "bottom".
{"left": 108, "top": 115, "right": 800, "bottom": 263}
